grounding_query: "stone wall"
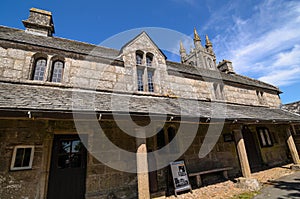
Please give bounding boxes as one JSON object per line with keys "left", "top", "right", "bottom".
{"left": 0, "top": 119, "right": 139, "bottom": 199}
{"left": 246, "top": 124, "right": 290, "bottom": 167}
{"left": 0, "top": 120, "right": 51, "bottom": 199}
{"left": 0, "top": 43, "right": 281, "bottom": 108}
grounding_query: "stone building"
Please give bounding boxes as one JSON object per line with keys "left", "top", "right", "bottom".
{"left": 1, "top": 8, "right": 300, "bottom": 199}
{"left": 283, "top": 101, "right": 300, "bottom": 153}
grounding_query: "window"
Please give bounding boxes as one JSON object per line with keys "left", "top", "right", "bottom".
{"left": 257, "top": 91, "right": 265, "bottom": 104}
{"left": 136, "top": 51, "right": 155, "bottom": 92}
{"left": 213, "top": 83, "right": 224, "bottom": 100}
{"left": 156, "top": 127, "right": 179, "bottom": 153}
{"left": 10, "top": 146, "right": 35, "bottom": 171}
{"left": 51, "top": 60, "right": 64, "bottom": 82}
{"left": 146, "top": 53, "right": 153, "bottom": 66}
{"left": 137, "top": 68, "right": 144, "bottom": 91}
{"left": 58, "top": 140, "right": 83, "bottom": 169}
{"left": 257, "top": 127, "right": 273, "bottom": 147}
{"left": 147, "top": 70, "right": 154, "bottom": 92}
{"left": 136, "top": 51, "right": 143, "bottom": 65}
{"left": 33, "top": 58, "right": 47, "bottom": 81}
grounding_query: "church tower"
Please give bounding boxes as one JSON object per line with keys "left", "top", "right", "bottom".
{"left": 180, "top": 28, "right": 217, "bottom": 71}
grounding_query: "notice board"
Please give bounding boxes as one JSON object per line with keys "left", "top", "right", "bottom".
{"left": 170, "top": 161, "right": 192, "bottom": 196}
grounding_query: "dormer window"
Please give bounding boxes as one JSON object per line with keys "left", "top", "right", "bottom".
{"left": 136, "top": 50, "right": 144, "bottom": 65}
{"left": 33, "top": 58, "right": 47, "bottom": 81}
{"left": 51, "top": 60, "right": 64, "bottom": 83}
{"left": 146, "top": 53, "right": 153, "bottom": 67}
{"left": 136, "top": 51, "right": 155, "bottom": 92}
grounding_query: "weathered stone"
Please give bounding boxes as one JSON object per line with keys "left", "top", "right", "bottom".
{"left": 236, "top": 177, "right": 261, "bottom": 191}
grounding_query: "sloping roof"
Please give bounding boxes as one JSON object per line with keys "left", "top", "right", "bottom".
{"left": 119, "top": 31, "right": 167, "bottom": 59}
{"left": 0, "top": 26, "right": 120, "bottom": 59}
{"left": 0, "top": 25, "right": 281, "bottom": 93}
{"left": 0, "top": 82, "right": 298, "bottom": 122}
{"left": 282, "top": 101, "right": 300, "bottom": 115}
{"left": 167, "top": 61, "right": 280, "bottom": 92}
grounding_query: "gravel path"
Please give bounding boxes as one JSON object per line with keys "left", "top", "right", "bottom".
{"left": 165, "top": 164, "right": 295, "bottom": 199}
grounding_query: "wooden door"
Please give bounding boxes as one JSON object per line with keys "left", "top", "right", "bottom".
{"left": 47, "top": 135, "right": 87, "bottom": 199}
{"left": 242, "top": 127, "right": 262, "bottom": 171}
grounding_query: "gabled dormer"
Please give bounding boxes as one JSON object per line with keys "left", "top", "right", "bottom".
{"left": 119, "top": 32, "right": 167, "bottom": 94}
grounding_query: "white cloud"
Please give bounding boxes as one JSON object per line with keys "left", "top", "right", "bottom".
{"left": 171, "top": 0, "right": 196, "bottom": 6}
{"left": 209, "top": 0, "right": 300, "bottom": 87}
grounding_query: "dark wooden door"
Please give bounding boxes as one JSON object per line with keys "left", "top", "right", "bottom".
{"left": 242, "top": 127, "right": 262, "bottom": 171}
{"left": 47, "top": 135, "right": 87, "bottom": 199}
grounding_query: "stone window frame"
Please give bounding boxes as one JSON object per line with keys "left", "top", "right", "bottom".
{"left": 146, "top": 52, "right": 153, "bottom": 67}
{"left": 213, "top": 82, "right": 224, "bottom": 100}
{"left": 135, "top": 50, "right": 156, "bottom": 93}
{"left": 256, "top": 90, "right": 265, "bottom": 105}
{"left": 256, "top": 127, "right": 273, "bottom": 147}
{"left": 30, "top": 53, "right": 48, "bottom": 81}
{"left": 49, "top": 56, "right": 65, "bottom": 83}
{"left": 136, "top": 50, "right": 144, "bottom": 65}
{"left": 10, "top": 145, "right": 35, "bottom": 171}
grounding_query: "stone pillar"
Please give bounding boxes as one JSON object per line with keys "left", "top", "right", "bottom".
{"left": 136, "top": 128, "right": 150, "bottom": 199}
{"left": 233, "top": 126, "right": 260, "bottom": 191}
{"left": 286, "top": 127, "right": 300, "bottom": 168}
{"left": 233, "top": 128, "right": 251, "bottom": 178}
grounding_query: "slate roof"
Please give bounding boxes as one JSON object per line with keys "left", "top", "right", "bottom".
{"left": 0, "top": 82, "right": 299, "bottom": 122}
{"left": 166, "top": 61, "right": 280, "bottom": 92}
{"left": 0, "top": 26, "right": 119, "bottom": 59}
{"left": 0, "top": 26, "right": 280, "bottom": 92}
{"left": 282, "top": 101, "right": 300, "bottom": 115}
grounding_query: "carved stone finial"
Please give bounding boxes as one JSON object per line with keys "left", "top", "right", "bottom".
{"left": 205, "top": 35, "right": 212, "bottom": 47}
{"left": 180, "top": 41, "right": 186, "bottom": 53}
{"left": 194, "top": 28, "right": 201, "bottom": 42}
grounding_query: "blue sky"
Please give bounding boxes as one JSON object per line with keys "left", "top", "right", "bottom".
{"left": 0, "top": 0, "right": 299, "bottom": 104}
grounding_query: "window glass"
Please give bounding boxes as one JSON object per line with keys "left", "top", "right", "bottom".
{"left": 264, "top": 129, "right": 272, "bottom": 145}
{"left": 146, "top": 56, "right": 152, "bottom": 66}
{"left": 11, "top": 146, "right": 34, "bottom": 170}
{"left": 147, "top": 70, "right": 154, "bottom": 92}
{"left": 58, "top": 140, "right": 83, "bottom": 169}
{"left": 137, "top": 69, "right": 144, "bottom": 91}
{"left": 136, "top": 53, "right": 143, "bottom": 65}
{"left": 257, "top": 127, "right": 273, "bottom": 147}
{"left": 33, "top": 59, "right": 47, "bottom": 81}
{"left": 259, "top": 130, "right": 266, "bottom": 146}
{"left": 51, "top": 61, "right": 64, "bottom": 82}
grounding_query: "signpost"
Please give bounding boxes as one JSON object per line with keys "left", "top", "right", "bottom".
{"left": 170, "top": 161, "right": 192, "bottom": 196}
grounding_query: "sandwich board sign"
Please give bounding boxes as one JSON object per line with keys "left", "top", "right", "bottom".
{"left": 170, "top": 161, "right": 192, "bottom": 196}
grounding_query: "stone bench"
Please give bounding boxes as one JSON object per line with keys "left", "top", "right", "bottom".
{"left": 188, "top": 167, "right": 233, "bottom": 187}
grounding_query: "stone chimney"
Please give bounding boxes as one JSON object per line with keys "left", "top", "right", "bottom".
{"left": 22, "top": 8, "right": 55, "bottom": 37}
{"left": 217, "top": 60, "right": 235, "bottom": 74}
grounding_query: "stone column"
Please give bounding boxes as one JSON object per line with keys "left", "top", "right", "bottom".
{"left": 136, "top": 128, "right": 150, "bottom": 199}
{"left": 233, "top": 126, "right": 260, "bottom": 191}
{"left": 286, "top": 127, "right": 300, "bottom": 169}
{"left": 233, "top": 128, "right": 251, "bottom": 178}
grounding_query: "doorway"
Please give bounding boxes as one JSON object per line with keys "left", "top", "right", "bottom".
{"left": 47, "top": 135, "right": 87, "bottom": 199}
{"left": 242, "top": 126, "right": 262, "bottom": 171}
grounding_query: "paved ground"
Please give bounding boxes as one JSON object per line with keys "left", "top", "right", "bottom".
{"left": 162, "top": 164, "right": 296, "bottom": 199}
{"left": 253, "top": 171, "right": 300, "bottom": 199}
